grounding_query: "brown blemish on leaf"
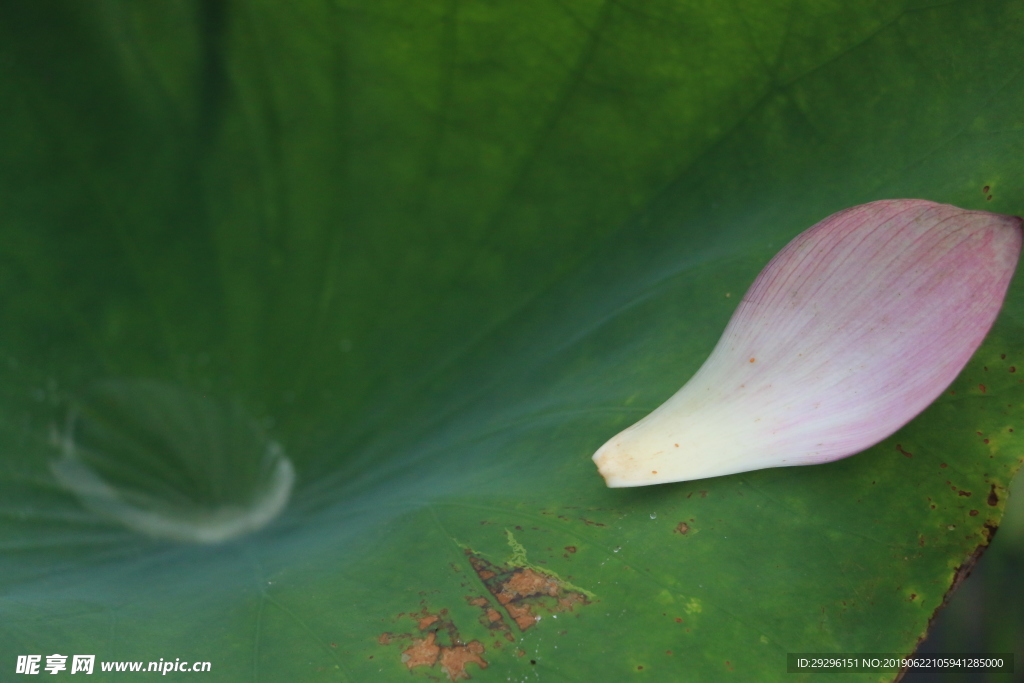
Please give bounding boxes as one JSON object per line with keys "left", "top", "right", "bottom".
{"left": 439, "top": 642, "right": 487, "bottom": 681}
{"left": 463, "top": 596, "right": 516, "bottom": 643}
{"left": 988, "top": 484, "right": 999, "bottom": 506}
{"left": 506, "top": 602, "right": 539, "bottom": 630}
{"left": 557, "top": 593, "right": 587, "bottom": 611}
{"left": 467, "top": 552, "right": 590, "bottom": 632}
{"left": 565, "top": 546, "right": 577, "bottom": 553}
{"left": 402, "top": 632, "right": 440, "bottom": 669}
{"left": 674, "top": 522, "right": 690, "bottom": 535}
{"left": 381, "top": 605, "right": 488, "bottom": 681}
{"left": 506, "top": 568, "right": 557, "bottom": 597}
{"left": 380, "top": 539, "right": 590, "bottom": 678}
{"left": 896, "top": 444, "right": 912, "bottom": 458}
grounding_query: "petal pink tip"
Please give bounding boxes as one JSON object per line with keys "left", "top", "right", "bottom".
{"left": 594, "top": 200, "right": 1023, "bottom": 487}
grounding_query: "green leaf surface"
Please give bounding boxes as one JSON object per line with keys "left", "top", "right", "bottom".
{"left": 2, "top": 1, "right": 1023, "bottom": 681}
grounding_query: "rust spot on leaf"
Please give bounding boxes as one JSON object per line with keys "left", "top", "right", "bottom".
{"left": 467, "top": 595, "right": 517, "bottom": 643}
{"left": 439, "top": 642, "right": 487, "bottom": 681}
{"left": 674, "top": 522, "right": 690, "bottom": 535}
{"left": 381, "top": 605, "right": 488, "bottom": 681}
{"left": 896, "top": 444, "right": 912, "bottom": 458}
{"left": 379, "top": 537, "right": 590, "bottom": 679}
{"left": 467, "top": 552, "right": 590, "bottom": 631}
{"left": 988, "top": 484, "right": 999, "bottom": 507}
{"left": 402, "top": 632, "right": 440, "bottom": 669}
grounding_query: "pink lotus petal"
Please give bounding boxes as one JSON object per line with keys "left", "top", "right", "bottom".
{"left": 593, "top": 199, "right": 1022, "bottom": 487}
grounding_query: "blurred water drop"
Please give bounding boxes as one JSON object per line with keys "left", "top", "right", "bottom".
{"left": 50, "top": 379, "right": 294, "bottom": 544}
